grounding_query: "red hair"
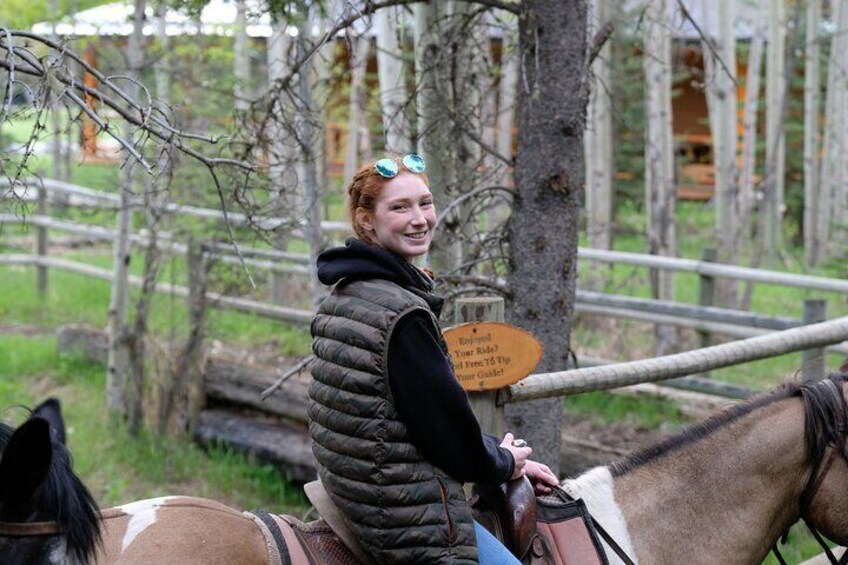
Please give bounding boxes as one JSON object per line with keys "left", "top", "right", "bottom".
{"left": 347, "top": 158, "right": 430, "bottom": 242}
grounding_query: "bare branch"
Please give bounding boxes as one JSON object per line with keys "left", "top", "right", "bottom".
{"left": 587, "top": 21, "right": 614, "bottom": 67}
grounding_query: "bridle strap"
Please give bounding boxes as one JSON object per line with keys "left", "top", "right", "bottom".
{"left": 773, "top": 379, "right": 848, "bottom": 565}
{"left": 0, "top": 520, "right": 63, "bottom": 537}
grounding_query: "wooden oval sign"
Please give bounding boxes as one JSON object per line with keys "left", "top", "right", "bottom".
{"left": 442, "top": 322, "right": 544, "bottom": 392}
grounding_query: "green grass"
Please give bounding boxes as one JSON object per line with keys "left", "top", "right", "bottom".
{"left": 0, "top": 333, "right": 309, "bottom": 513}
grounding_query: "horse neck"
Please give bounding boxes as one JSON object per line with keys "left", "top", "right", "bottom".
{"left": 610, "top": 396, "right": 808, "bottom": 565}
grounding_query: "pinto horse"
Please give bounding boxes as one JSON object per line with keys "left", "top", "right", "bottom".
{"left": 5, "top": 374, "right": 848, "bottom": 564}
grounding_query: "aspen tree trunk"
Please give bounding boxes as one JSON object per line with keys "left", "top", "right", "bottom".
{"left": 452, "top": 2, "right": 487, "bottom": 271}
{"left": 584, "top": 0, "right": 613, "bottom": 291}
{"left": 703, "top": 0, "right": 738, "bottom": 307}
{"left": 496, "top": 25, "right": 518, "bottom": 189}
{"left": 817, "top": 1, "right": 848, "bottom": 261}
{"left": 828, "top": 2, "right": 848, "bottom": 257}
{"left": 49, "top": 0, "right": 63, "bottom": 183}
{"left": 414, "top": 2, "right": 454, "bottom": 274}
{"left": 295, "top": 13, "right": 324, "bottom": 309}
{"left": 233, "top": 0, "right": 250, "bottom": 112}
{"left": 107, "top": 0, "right": 145, "bottom": 417}
{"left": 267, "top": 21, "right": 297, "bottom": 305}
{"left": 736, "top": 0, "right": 766, "bottom": 252}
{"left": 803, "top": 0, "right": 822, "bottom": 267}
{"left": 343, "top": 33, "right": 370, "bottom": 183}
{"left": 507, "top": 0, "right": 588, "bottom": 476}
{"left": 764, "top": 0, "right": 786, "bottom": 263}
{"left": 643, "top": 0, "right": 676, "bottom": 354}
{"left": 375, "top": 6, "right": 411, "bottom": 152}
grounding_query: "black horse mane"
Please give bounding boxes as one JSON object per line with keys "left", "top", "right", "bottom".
{"left": 610, "top": 372, "right": 848, "bottom": 478}
{"left": 0, "top": 412, "right": 101, "bottom": 564}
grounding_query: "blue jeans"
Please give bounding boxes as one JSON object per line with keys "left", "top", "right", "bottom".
{"left": 474, "top": 520, "right": 521, "bottom": 565}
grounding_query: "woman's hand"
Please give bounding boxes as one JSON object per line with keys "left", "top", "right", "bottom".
{"left": 523, "top": 460, "right": 558, "bottom": 494}
{"left": 500, "top": 432, "right": 532, "bottom": 480}
{"left": 500, "top": 433, "right": 559, "bottom": 494}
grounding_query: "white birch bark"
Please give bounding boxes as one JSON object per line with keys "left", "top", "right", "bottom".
{"left": 233, "top": 0, "right": 250, "bottom": 111}
{"left": 266, "top": 20, "right": 297, "bottom": 304}
{"left": 804, "top": 0, "right": 822, "bottom": 267}
{"left": 715, "top": 0, "right": 738, "bottom": 267}
{"left": 414, "top": 2, "right": 454, "bottom": 273}
{"left": 764, "top": 0, "right": 786, "bottom": 262}
{"left": 49, "top": 0, "right": 63, "bottom": 182}
{"left": 585, "top": 0, "right": 614, "bottom": 291}
{"left": 817, "top": 1, "right": 848, "bottom": 261}
{"left": 496, "top": 29, "right": 518, "bottom": 189}
{"left": 375, "top": 6, "right": 411, "bottom": 152}
{"left": 107, "top": 0, "right": 145, "bottom": 416}
{"left": 736, "top": 0, "right": 766, "bottom": 251}
{"left": 643, "top": 0, "right": 676, "bottom": 352}
{"left": 343, "top": 32, "right": 370, "bottom": 183}
{"left": 295, "top": 13, "right": 324, "bottom": 309}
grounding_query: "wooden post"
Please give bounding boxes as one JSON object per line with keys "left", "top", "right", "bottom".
{"left": 802, "top": 299, "right": 827, "bottom": 382}
{"left": 181, "top": 240, "right": 208, "bottom": 435}
{"left": 454, "top": 297, "right": 505, "bottom": 438}
{"left": 36, "top": 181, "right": 48, "bottom": 297}
{"left": 697, "top": 248, "right": 717, "bottom": 378}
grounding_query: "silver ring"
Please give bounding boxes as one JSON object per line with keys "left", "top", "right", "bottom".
{"left": 512, "top": 439, "right": 527, "bottom": 448}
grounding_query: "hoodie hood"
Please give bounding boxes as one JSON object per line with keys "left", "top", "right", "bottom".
{"left": 317, "top": 238, "right": 436, "bottom": 294}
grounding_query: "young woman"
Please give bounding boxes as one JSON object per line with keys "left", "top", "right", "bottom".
{"left": 308, "top": 155, "right": 558, "bottom": 564}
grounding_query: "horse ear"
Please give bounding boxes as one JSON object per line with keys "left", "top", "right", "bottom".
{"left": 33, "top": 397, "right": 66, "bottom": 445}
{"left": 0, "top": 418, "right": 53, "bottom": 516}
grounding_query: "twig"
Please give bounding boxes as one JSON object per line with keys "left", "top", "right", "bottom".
{"left": 261, "top": 355, "right": 315, "bottom": 400}
{"left": 675, "top": 0, "right": 738, "bottom": 87}
{"left": 587, "top": 21, "right": 615, "bottom": 67}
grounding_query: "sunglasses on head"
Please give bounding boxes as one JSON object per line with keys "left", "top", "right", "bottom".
{"left": 374, "top": 154, "right": 427, "bottom": 178}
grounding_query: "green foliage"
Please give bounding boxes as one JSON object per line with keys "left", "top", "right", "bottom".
{"left": 0, "top": 0, "right": 110, "bottom": 30}
{"left": 0, "top": 333, "right": 308, "bottom": 512}
{"left": 564, "top": 391, "right": 685, "bottom": 431}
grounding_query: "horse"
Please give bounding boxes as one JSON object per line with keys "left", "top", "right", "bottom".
{"left": 4, "top": 373, "right": 848, "bottom": 564}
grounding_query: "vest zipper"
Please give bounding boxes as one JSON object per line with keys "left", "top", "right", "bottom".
{"left": 435, "top": 476, "right": 455, "bottom": 543}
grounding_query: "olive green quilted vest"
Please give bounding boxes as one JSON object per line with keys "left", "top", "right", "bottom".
{"left": 309, "top": 278, "right": 478, "bottom": 564}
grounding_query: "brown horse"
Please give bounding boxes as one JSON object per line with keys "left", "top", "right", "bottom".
{"left": 4, "top": 374, "right": 848, "bottom": 564}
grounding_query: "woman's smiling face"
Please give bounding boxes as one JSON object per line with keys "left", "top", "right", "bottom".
{"left": 357, "top": 173, "right": 437, "bottom": 262}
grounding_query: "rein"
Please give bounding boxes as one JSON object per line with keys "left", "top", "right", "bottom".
{"left": 0, "top": 520, "right": 63, "bottom": 537}
{"left": 772, "top": 378, "right": 848, "bottom": 565}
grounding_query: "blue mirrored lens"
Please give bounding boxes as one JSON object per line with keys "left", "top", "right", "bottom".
{"left": 375, "top": 159, "right": 399, "bottom": 178}
{"left": 403, "top": 154, "right": 426, "bottom": 174}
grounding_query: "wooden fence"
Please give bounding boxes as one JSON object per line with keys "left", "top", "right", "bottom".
{"left": 3, "top": 178, "right": 848, "bottom": 397}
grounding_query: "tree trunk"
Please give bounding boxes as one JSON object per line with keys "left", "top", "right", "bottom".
{"left": 343, "top": 32, "right": 370, "bottom": 184}
{"left": 803, "top": 0, "right": 822, "bottom": 267}
{"left": 414, "top": 2, "right": 455, "bottom": 274}
{"left": 495, "top": 22, "right": 519, "bottom": 190}
{"left": 375, "top": 6, "right": 411, "bottom": 152}
{"left": 233, "top": 0, "right": 250, "bottom": 112}
{"left": 764, "top": 0, "right": 786, "bottom": 263}
{"left": 584, "top": 0, "right": 613, "bottom": 292}
{"left": 817, "top": 1, "right": 847, "bottom": 262}
{"left": 107, "top": 0, "right": 145, "bottom": 417}
{"left": 295, "top": 12, "right": 324, "bottom": 309}
{"left": 643, "top": 0, "right": 677, "bottom": 353}
{"left": 266, "top": 21, "right": 298, "bottom": 305}
{"left": 506, "top": 0, "right": 588, "bottom": 477}
{"left": 704, "top": 0, "right": 738, "bottom": 307}
{"left": 736, "top": 0, "right": 766, "bottom": 252}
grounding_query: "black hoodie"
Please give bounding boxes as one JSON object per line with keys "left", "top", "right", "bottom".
{"left": 316, "top": 239, "right": 514, "bottom": 484}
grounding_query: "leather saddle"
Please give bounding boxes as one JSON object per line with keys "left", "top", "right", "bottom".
{"left": 261, "top": 478, "right": 605, "bottom": 565}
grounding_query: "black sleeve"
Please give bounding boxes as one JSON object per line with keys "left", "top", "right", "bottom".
{"left": 387, "top": 311, "right": 514, "bottom": 484}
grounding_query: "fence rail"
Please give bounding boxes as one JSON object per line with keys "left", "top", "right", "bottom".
{"left": 506, "top": 316, "right": 848, "bottom": 402}
{"left": 4, "top": 178, "right": 848, "bottom": 400}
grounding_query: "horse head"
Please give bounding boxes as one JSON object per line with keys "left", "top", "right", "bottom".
{"left": 796, "top": 372, "right": 848, "bottom": 552}
{"left": 0, "top": 399, "right": 101, "bottom": 565}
